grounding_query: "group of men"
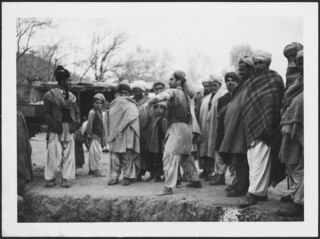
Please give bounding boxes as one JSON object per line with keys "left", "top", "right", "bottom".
{"left": 18, "top": 42, "right": 304, "bottom": 218}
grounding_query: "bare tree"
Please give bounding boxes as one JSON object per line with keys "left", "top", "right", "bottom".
{"left": 186, "top": 51, "right": 214, "bottom": 85}
{"left": 80, "top": 32, "right": 128, "bottom": 82}
{"left": 229, "top": 43, "right": 254, "bottom": 70}
{"left": 16, "top": 18, "right": 53, "bottom": 63}
{"left": 116, "top": 46, "right": 171, "bottom": 83}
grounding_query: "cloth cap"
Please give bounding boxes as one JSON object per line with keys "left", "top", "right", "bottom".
{"left": 93, "top": 93, "right": 105, "bottom": 103}
{"left": 209, "top": 74, "right": 222, "bottom": 85}
{"left": 153, "top": 81, "right": 166, "bottom": 90}
{"left": 253, "top": 50, "right": 272, "bottom": 64}
{"left": 283, "top": 42, "right": 304, "bottom": 57}
{"left": 173, "top": 70, "right": 187, "bottom": 84}
{"left": 239, "top": 56, "right": 254, "bottom": 67}
{"left": 54, "top": 65, "right": 70, "bottom": 82}
{"left": 296, "top": 49, "right": 303, "bottom": 60}
{"left": 116, "top": 83, "right": 131, "bottom": 93}
{"left": 224, "top": 72, "right": 240, "bottom": 82}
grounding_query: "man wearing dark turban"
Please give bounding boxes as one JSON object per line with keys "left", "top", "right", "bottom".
{"left": 219, "top": 58, "right": 253, "bottom": 197}
{"left": 43, "top": 65, "right": 80, "bottom": 188}
{"left": 210, "top": 72, "right": 240, "bottom": 186}
{"left": 283, "top": 42, "right": 303, "bottom": 89}
{"left": 276, "top": 50, "right": 304, "bottom": 217}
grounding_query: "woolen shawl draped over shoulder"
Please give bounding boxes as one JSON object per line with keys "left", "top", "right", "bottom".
{"left": 108, "top": 96, "right": 140, "bottom": 144}
{"left": 241, "top": 70, "right": 285, "bottom": 146}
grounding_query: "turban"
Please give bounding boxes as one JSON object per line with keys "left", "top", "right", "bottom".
{"left": 239, "top": 56, "right": 254, "bottom": 67}
{"left": 209, "top": 74, "right": 222, "bottom": 85}
{"left": 131, "top": 84, "right": 146, "bottom": 92}
{"left": 202, "top": 78, "right": 210, "bottom": 85}
{"left": 173, "top": 70, "right": 187, "bottom": 84}
{"left": 296, "top": 49, "right": 303, "bottom": 60}
{"left": 93, "top": 93, "right": 105, "bottom": 103}
{"left": 154, "top": 102, "right": 167, "bottom": 110}
{"left": 116, "top": 83, "right": 131, "bottom": 93}
{"left": 253, "top": 50, "right": 272, "bottom": 64}
{"left": 54, "top": 65, "right": 70, "bottom": 83}
{"left": 224, "top": 72, "right": 240, "bottom": 83}
{"left": 283, "top": 42, "right": 303, "bottom": 57}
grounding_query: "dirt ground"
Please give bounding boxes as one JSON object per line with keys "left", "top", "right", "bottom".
{"left": 25, "top": 133, "right": 300, "bottom": 222}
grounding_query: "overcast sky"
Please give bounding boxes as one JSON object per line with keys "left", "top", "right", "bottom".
{"left": 32, "top": 16, "right": 303, "bottom": 83}
{"left": 10, "top": 2, "right": 305, "bottom": 84}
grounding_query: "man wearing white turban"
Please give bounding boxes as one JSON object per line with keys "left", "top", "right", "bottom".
{"left": 194, "top": 78, "right": 212, "bottom": 122}
{"left": 252, "top": 50, "right": 272, "bottom": 66}
{"left": 239, "top": 51, "right": 285, "bottom": 207}
{"left": 198, "top": 74, "right": 228, "bottom": 180}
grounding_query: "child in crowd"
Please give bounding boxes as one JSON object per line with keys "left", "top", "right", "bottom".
{"left": 147, "top": 102, "right": 167, "bottom": 182}
{"left": 74, "top": 122, "right": 85, "bottom": 171}
{"left": 85, "top": 93, "right": 106, "bottom": 177}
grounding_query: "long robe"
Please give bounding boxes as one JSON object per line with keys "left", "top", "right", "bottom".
{"left": 109, "top": 96, "right": 140, "bottom": 154}
{"left": 199, "top": 88, "right": 228, "bottom": 158}
{"left": 219, "top": 81, "right": 247, "bottom": 155}
{"left": 109, "top": 96, "right": 141, "bottom": 179}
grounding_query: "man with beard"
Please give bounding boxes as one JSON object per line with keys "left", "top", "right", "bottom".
{"left": 239, "top": 51, "right": 285, "bottom": 207}
{"left": 219, "top": 57, "right": 254, "bottom": 197}
{"left": 194, "top": 79, "right": 212, "bottom": 121}
{"left": 276, "top": 50, "right": 304, "bottom": 217}
{"left": 198, "top": 75, "right": 228, "bottom": 180}
{"left": 210, "top": 72, "right": 240, "bottom": 186}
{"left": 283, "top": 42, "right": 303, "bottom": 89}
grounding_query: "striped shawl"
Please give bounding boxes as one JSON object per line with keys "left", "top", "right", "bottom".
{"left": 241, "top": 70, "right": 285, "bottom": 145}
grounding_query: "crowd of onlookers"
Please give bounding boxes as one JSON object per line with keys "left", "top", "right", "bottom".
{"left": 18, "top": 42, "right": 304, "bottom": 217}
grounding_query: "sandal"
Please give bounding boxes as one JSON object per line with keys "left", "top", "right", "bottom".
{"left": 107, "top": 179, "right": 119, "bottom": 185}
{"left": 45, "top": 179, "right": 56, "bottom": 188}
{"left": 122, "top": 177, "right": 132, "bottom": 186}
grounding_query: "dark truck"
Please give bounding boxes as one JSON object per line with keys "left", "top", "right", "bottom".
{"left": 17, "top": 81, "right": 116, "bottom": 138}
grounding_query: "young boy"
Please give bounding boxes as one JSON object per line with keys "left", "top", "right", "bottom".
{"left": 74, "top": 122, "right": 85, "bottom": 170}
{"left": 147, "top": 102, "right": 167, "bottom": 182}
{"left": 85, "top": 93, "right": 106, "bottom": 177}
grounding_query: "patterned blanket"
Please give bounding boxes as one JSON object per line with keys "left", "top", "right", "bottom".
{"left": 241, "top": 70, "right": 285, "bottom": 145}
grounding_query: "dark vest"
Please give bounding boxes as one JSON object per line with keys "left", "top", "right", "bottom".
{"left": 167, "top": 90, "right": 189, "bottom": 125}
{"left": 92, "top": 111, "right": 103, "bottom": 138}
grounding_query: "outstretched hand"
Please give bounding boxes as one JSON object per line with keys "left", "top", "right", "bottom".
{"left": 140, "top": 101, "right": 150, "bottom": 112}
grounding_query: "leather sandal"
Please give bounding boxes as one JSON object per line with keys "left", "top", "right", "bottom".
{"left": 107, "top": 179, "right": 119, "bottom": 186}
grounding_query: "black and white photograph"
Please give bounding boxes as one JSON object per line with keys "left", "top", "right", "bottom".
{"left": 1, "top": 1, "right": 318, "bottom": 237}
